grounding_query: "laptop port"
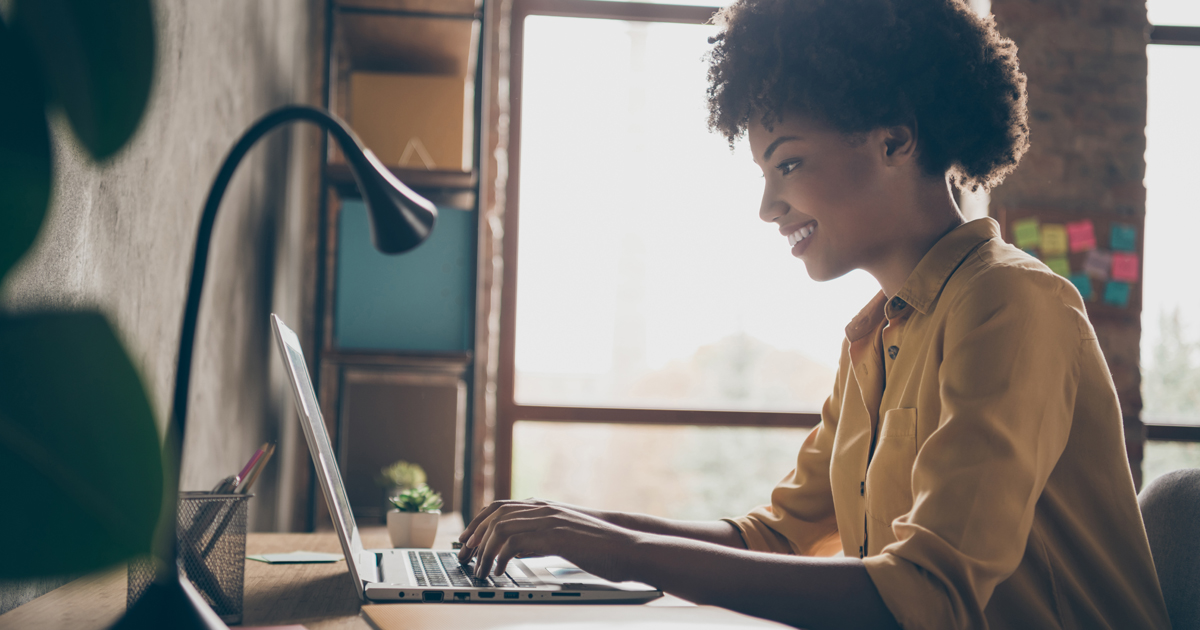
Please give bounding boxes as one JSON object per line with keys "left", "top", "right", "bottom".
{"left": 454, "top": 592, "right": 470, "bottom": 601}
{"left": 504, "top": 592, "right": 519, "bottom": 599}
{"left": 551, "top": 593, "right": 581, "bottom": 597}
{"left": 478, "top": 592, "right": 495, "bottom": 598}
{"left": 422, "top": 591, "right": 444, "bottom": 602}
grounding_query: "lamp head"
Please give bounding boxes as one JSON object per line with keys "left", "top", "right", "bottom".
{"left": 344, "top": 147, "right": 437, "bottom": 255}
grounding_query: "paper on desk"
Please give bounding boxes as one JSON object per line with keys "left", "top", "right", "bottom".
{"left": 247, "top": 551, "right": 344, "bottom": 563}
{"left": 363, "top": 603, "right": 793, "bottom": 629}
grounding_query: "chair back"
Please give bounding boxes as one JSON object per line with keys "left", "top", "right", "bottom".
{"left": 1139, "top": 468, "right": 1200, "bottom": 630}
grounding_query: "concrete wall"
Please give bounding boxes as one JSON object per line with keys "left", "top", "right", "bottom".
{"left": 989, "top": 0, "right": 1148, "bottom": 485}
{"left": 0, "top": 0, "right": 320, "bottom": 614}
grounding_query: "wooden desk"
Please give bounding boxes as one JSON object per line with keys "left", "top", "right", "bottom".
{"left": 0, "top": 516, "right": 776, "bottom": 630}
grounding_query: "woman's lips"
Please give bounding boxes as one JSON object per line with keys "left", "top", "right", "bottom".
{"left": 785, "top": 223, "right": 816, "bottom": 257}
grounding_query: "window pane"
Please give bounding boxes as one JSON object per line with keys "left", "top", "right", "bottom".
{"left": 515, "top": 16, "right": 879, "bottom": 412}
{"left": 1142, "top": 45, "right": 1200, "bottom": 424}
{"left": 1143, "top": 441, "right": 1200, "bottom": 487}
{"left": 1148, "top": 0, "right": 1200, "bottom": 26}
{"left": 512, "top": 421, "right": 811, "bottom": 520}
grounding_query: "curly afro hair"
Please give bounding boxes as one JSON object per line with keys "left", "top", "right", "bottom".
{"left": 706, "top": 0, "right": 1029, "bottom": 191}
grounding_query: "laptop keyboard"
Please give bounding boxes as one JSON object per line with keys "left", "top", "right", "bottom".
{"left": 410, "top": 551, "right": 537, "bottom": 589}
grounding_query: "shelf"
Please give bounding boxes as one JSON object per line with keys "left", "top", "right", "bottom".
{"left": 335, "top": 11, "right": 478, "bottom": 75}
{"left": 336, "top": 0, "right": 479, "bottom": 18}
{"left": 327, "top": 163, "right": 477, "bottom": 209}
{"left": 327, "top": 162, "right": 476, "bottom": 189}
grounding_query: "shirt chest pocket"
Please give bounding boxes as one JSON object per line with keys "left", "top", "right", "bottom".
{"left": 865, "top": 408, "right": 917, "bottom": 526}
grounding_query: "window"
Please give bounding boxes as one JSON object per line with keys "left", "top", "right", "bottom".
{"left": 498, "top": 0, "right": 879, "bottom": 517}
{"left": 1141, "top": 0, "right": 1200, "bottom": 485}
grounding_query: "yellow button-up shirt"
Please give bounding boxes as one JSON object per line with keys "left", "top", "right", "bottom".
{"left": 728, "top": 218, "right": 1170, "bottom": 629}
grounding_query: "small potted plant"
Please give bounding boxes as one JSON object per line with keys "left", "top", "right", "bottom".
{"left": 387, "top": 484, "right": 444, "bottom": 548}
{"left": 377, "top": 460, "right": 427, "bottom": 516}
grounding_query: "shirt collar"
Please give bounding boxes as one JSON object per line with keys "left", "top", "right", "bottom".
{"left": 843, "top": 218, "right": 999, "bottom": 342}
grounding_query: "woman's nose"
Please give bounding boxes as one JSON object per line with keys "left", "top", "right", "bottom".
{"left": 759, "top": 184, "right": 787, "bottom": 224}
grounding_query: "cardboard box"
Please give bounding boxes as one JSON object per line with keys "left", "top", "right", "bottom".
{"left": 349, "top": 72, "right": 472, "bottom": 172}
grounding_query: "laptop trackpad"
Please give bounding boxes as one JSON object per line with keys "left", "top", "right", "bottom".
{"left": 546, "top": 566, "right": 607, "bottom": 585}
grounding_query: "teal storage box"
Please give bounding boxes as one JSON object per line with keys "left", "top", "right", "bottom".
{"left": 335, "top": 200, "right": 474, "bottom": 352}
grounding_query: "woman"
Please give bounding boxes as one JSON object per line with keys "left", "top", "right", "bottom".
{"left": 459, "top": 1, "right": 1170, "bottom": 628}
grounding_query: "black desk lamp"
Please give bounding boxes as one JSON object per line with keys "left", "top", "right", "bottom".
{"left": 116, "top": 105, "right": 437, "bottom": 629}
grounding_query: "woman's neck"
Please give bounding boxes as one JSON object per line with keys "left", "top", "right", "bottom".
{"left": 867, "top": 176, "right": 966, "bottom": 298}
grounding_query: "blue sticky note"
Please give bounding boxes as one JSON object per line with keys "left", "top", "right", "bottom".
{"left": 1069, "top": 273, "right": 1094, "bottom": 300}
{"left": 1110, "top": 223, "right": 1137, "bottom": 252}
{"left": 1104, "top": 281, "right": 1131, "bottom": 307}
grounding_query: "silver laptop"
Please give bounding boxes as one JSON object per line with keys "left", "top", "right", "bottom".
{"left": 271, "top": 314, "right": 662, "bottom": 604}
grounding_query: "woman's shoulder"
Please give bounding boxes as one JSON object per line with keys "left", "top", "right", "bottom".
{"left": 939, "top": 237, "right": 1092, "bottom": 336}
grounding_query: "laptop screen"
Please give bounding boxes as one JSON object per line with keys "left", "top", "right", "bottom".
{"left": 272, "top": 314, "right": 368, "bottom": 593}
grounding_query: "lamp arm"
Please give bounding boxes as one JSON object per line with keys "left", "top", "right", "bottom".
{"left": 171, "top": 105, "right": 363, "bottom": 450}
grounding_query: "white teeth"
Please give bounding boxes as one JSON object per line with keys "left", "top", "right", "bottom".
{"left": 788, "top": 224, "right": 815, "bottom": 246}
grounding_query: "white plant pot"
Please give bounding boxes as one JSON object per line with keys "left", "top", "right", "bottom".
{"left": 387, "top": 510, "right": 440, "bottom": 548}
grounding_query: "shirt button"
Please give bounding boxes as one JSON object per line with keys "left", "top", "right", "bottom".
{"left": 890, "top": 297, "right": 907, "bottom": 310}
{"left": 888, "top": 346, "right": 899, "bottom": 360}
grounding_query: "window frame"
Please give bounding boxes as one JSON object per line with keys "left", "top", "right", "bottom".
{"left": 1143, "top": 22, "right": 1200, "bottom": 444}
{"left": 495, "top": 0, "right": 821, "bottom": 500}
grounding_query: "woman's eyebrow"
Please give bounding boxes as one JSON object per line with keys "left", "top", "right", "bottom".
{"left": 763, "top": 136, "right": 804, "bottom": 161}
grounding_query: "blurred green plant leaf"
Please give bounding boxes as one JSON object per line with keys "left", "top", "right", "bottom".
{"left": 13, "top": 0, "right": 155, "bottom": 161}
{"left": 0, "top": 311, "right": 164, "bottom": 578}
{"left": 0, "top": 14, "right": 52, "bottom": 284}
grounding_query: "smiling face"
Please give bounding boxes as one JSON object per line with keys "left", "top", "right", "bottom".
{"left": 749, "top": 114, "right": 915, "bottom": 284}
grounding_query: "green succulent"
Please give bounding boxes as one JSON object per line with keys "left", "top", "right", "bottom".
{"left": 377, "top": 460, "right": 427, "bottom": 491}
{"left": 389, "top": 484, "right": 443, "bottom": 513}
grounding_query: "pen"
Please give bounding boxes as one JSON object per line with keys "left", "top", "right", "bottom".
{"left": 201, "top": 442, "right": 277, "bottom": 558}
{"left": 237, "top": 442, "right": 275, "bottom": 494}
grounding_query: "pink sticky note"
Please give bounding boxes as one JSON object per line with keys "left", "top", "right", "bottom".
{"left": 1111, "top": 252, "right": 1139, "bottom": 282}
{"left": 1067, "top": 220, "right": 1097, "bottom": 253}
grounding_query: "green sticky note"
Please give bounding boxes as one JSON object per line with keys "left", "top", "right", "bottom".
{"left": 247, "top": 551, "right": 344, "bottom": 564}
{"left": 1069, "top": 273, "right": 1093, "bottom": 300}
{"left": 1104, "top": 281, "right": 1131, "bottom": 307}
{"left": 1045, "top": 256, "right": 1070, "bottom": 277}
{"left": 1110, "top": 223, "right": 1137, "bottom": 252}
{"left": 1013, "top": 218, "right": 1041, "bottom": 250}
{"left": 1040, "top": 224, "right": 1068, "bottom": 257}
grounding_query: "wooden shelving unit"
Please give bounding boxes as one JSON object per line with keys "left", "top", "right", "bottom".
{"left": 309, "top": 0, "right": 485, "bottom": 529}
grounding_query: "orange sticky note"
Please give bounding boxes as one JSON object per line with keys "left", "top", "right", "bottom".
{"left": 1066, "top": 220, "right": 1096, "bottom": 253}
{"left": 1111, "top": 252, "right": 1139, "bottom": 282}
{"left": 1040, "top": 224, "right": 1068, "bottom": 257}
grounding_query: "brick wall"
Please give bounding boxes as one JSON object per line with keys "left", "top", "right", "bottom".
{"left": 989, "top": 0, "right": 1148, "bottom": 486}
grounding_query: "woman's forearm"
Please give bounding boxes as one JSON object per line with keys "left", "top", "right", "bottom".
{"left": 624, "top": 533, "right": 900, "bottom": 630}
{"left": 595, "top": 510, "right": 746, "bottom": 548}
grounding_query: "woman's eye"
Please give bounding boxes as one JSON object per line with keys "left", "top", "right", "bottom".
{"left": 776, "top": 160, "right": 802, "bottom": 175}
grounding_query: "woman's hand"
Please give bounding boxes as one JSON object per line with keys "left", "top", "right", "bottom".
{"left": 457, "top": 499, "right": 642, "bottom": 582}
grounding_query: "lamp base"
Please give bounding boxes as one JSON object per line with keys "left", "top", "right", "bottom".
{"left": 112, "top": 572, "right": 228, "bottom": 630}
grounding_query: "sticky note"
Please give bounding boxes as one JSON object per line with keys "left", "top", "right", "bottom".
{"left": 1067, "top": 220, "right": 1097, "bottom": 253}
{"left": 1083, "top": 250, "right": 1112, "bottom": 280}
{"left": 1040, "top": 224, "right": 1068, "bottom": 257}
{"left": 1110, "top": 223, "right": 1137, "bottom": 252}
{"left": 247, "top": 551, "right": 344, "bottom": 564}
{"left": 1104, "top": 281, "right": 1131, "bottom": 307}
{"left": 1045, "top": 256, "right": 1071, "bottom": 277}
{"left": 1013, "top": 218, "right": 1041, "bottom": 250}
{"left": 1069, "top": 273, "right": 1094, "bottom": 300}
{"left": 1111, "top": 252, "right": 1139, "bottom": 282}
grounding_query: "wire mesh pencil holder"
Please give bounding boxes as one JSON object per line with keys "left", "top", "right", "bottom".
{"left": 128, "top": 492, "right": 252, "bottom": 624}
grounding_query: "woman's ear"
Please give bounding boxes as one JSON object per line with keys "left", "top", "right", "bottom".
{"left": 881, "top": 124, "right": 918, "bottom": 163}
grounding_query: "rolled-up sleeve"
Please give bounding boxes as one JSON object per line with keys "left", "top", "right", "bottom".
{"left": 724, "top": 340, "right": 848, "bottom": 556}
{"left": 863, "top": 267, "right": 1080, "bottom": 629}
